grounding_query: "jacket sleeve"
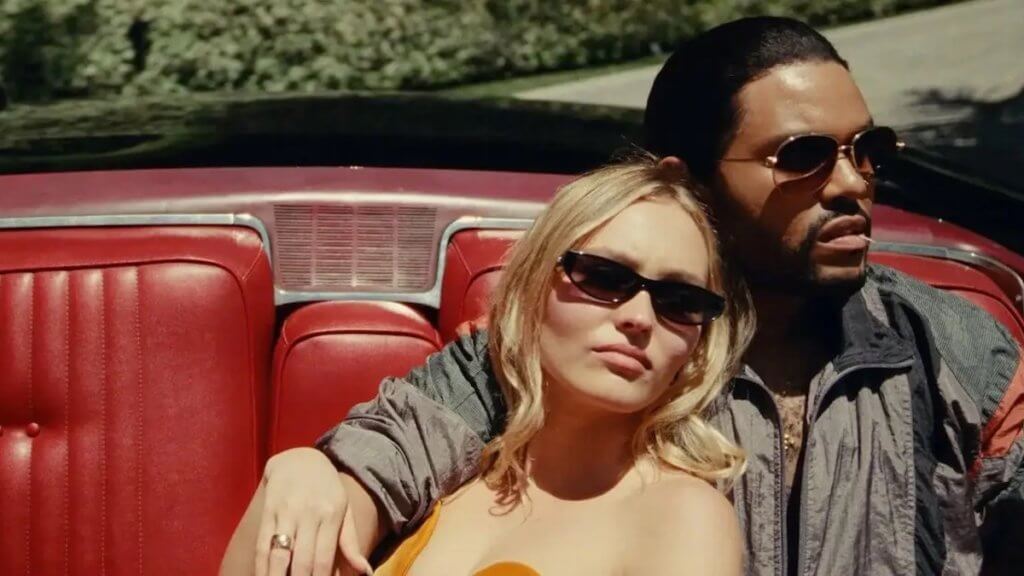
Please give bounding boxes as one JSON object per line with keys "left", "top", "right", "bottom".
{"left": 314, "top": 328, "right": 506, "bottom": 535}
{"left": 973, "top": 340, "right": 1024, "bottom": 573}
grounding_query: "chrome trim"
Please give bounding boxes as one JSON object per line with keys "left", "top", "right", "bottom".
{"left": 274, "top": 216, "right": 534, "bottom": 307}
{"left": 6, "top": 215, "right": 1019, "bottom": 314}
{"left": 872, "top": 241, "right": 1024, "bottom": 314}
{"left": 0, "top": 213, "right": 273, "bottom": 266}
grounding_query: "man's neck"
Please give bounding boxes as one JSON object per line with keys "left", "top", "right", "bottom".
{"left": 744, "top": 287, "right": 840, "bottom": 395}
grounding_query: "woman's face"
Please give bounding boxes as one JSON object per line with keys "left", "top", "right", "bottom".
{"left": 539, "top": 197, "right": 709, "bottom": 415}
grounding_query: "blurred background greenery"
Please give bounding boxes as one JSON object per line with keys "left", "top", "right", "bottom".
{"left": 1, "top": 0, "right": 956, "bottom": 104}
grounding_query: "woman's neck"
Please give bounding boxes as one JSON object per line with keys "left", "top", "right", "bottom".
{"left": 524, "top": 393, "right": 644, "bottom": 502}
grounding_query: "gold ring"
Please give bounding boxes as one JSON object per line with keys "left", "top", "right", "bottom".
{"left": 270, "top": 533, "right": 293, "bottom": 552}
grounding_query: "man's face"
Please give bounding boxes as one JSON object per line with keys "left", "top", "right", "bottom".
{"left": 714, "top": 61, "right": 875, "bottom": 293}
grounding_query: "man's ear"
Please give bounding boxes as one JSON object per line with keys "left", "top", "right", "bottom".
{"left": 657, "top": 156, "right": 688, "bottom": 181}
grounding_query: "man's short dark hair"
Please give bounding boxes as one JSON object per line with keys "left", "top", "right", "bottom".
{"left": 644, "top": 17, "right": 847, "bottom": 184}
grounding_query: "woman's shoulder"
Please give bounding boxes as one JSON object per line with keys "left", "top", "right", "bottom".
{"left": 631, "top": 470, "right": 734, "bottom": 524}
{"left": 621, "top": 470, "right": 743, "bottom": 575}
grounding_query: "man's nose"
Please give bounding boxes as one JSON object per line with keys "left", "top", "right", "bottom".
{"left": 819, "top": 152, "right": 870, "bottom": 204}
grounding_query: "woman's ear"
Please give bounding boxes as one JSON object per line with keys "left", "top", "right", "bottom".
{"left": 657, "top": 156, "right": 688, "bottom": 181}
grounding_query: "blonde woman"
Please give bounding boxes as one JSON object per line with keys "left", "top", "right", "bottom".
{"left": 222, "top": 160, "right": 754, "bottom": 576}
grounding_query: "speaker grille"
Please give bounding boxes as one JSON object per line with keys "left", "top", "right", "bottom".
{"left": 274, "top": 204, "right": 438, "bottom": 292}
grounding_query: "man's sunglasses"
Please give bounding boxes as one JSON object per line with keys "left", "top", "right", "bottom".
{"left": 721, "top": 126, "right": 905, "bottom": 192}
{"left": 557, "top": 251, "right": 725, "bottom": 326}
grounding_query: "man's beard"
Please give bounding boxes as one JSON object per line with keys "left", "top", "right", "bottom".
{"left": 793, "top": 210, "right": 872, "bottom": 295}
{"left": 720, "top": 211, "right": 871, "bottom": 297}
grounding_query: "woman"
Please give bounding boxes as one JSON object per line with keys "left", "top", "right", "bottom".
{"left": 221, "top": 160, "right": 754, "bottom": 575}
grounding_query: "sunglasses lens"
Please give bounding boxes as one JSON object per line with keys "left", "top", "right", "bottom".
{"left": 561, "top": 252, "right": 725, "bottom": 325}
{"left": 651, "top": 285, "right": 726, "bottom": 325}
{"left": 775, "top": 135, "right": 838, "bottom": 175}
{"left": 853, "top": 126, "right": 900, "bottom": 173}
{"left": 562, "top": 253, "right": 637, "bottom": 303}
{"left": 773, "top": 135, "right": 838, "bottom": 190}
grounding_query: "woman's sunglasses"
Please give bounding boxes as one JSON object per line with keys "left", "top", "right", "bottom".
{"left": 557, "top": 251, "right": 725, "bottom": 326}
{"left": 721, "top": 126, "right": 905, "bottom": 192}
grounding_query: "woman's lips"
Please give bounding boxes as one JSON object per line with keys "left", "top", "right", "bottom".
{"left": 594, "top": 350, "right": 647, "bottom": 379}
{"left": 592, "top": 344, "right": 651, "bottom": 379}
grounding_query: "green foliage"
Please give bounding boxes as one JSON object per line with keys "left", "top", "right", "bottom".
{"left": 0, "top": 0, "right": 956, "bottom": 102}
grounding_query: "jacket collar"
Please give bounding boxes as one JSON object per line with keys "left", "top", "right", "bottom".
{"left": 731, "top": 276, "right": 917, "bottom": 388}
{"left": 831, "top": 277, "right": 917, "bottom": 372}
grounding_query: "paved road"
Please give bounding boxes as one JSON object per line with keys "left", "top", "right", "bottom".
{"left": 517, "top": 0, "right": 1024, "bottom": 130}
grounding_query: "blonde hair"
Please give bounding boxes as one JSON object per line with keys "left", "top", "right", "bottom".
{"left": 480, "top": 158, "right": 755, "bottom": 501}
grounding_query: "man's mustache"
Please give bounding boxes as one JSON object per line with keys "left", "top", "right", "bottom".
{"left": 810, "top": 210, "right": 872, "bottom": 240}
{"left": 798, "top": 209, "right": 873, "bottom": 258}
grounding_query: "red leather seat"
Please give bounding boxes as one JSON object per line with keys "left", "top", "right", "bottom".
{"left": 438, "top": 229, "right": 522, "bottom": 342}
{"left": 869, "top": 251, "right": 1024, "bottom": 344}
{"left": 0, "top": 225, "right": 273, "bottom": 576}
{"left": 270, "top": 301, "right": 442, "bottom": 454}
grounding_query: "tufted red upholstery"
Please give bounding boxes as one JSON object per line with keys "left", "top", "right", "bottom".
{"left": 0, "top": 226, "right": 274, "bottom": 576}
{"left": 3, "top": 219, "right": 1023, "bottom": 576}
{"left": 270, "top": 301, "right": 442, "bottom": 455}
{"left": 870, "top": 251, "right": 1024, "bottom": 343}
{"left": 438, "top": 229, "right": 522, "bottom": 342}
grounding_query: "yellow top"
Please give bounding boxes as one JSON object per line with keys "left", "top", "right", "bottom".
{"left": 374, "top": 505, "right": 540, "bottom": 576}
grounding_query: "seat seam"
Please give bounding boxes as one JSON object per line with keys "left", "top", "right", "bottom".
{"left": 200, "top": 255, "right": 265, "bottom": 479}
{"left": 289, "top": 329, "right": 442, "bottom": 351}
{"left": 99, "top": 271, "right": 108, "bottom": 576}
{"left": 239, "top": 232, "right": 267, "bottom": 282}
{"left": 270, "top": 346, "right": 295, "bottom": 455}
{"left": 64, "top": 271, "right": 71, "bottom": 576}
{"left": 1, "top": 255, "right": 252, "bottom": 279}
{"left": 235, "top": 266, "right": 263, "bottom": 479}
{"left": 26, "top": 272, "right": 34, "bottom": 576}
{"left": 446, "top": 243, "right": 473, "bottom": 335}
{"left": 134, "top": 268, "right": 144, "bottom": 576}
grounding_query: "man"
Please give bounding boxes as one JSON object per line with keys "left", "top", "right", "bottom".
{"left": 306, "top": 17, "right": 1023, "bottom": 576}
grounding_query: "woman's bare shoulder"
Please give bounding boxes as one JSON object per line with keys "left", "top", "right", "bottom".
{"left": 622, "top": 471, "right": 743, "bottom": 576}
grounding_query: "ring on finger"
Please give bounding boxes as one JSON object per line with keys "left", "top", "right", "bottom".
{"left": 270, "top": 533, "right": 294, "bottom": 552}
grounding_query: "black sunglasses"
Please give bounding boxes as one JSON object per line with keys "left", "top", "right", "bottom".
{"left": 721, "top": 126, "right": 905, "bottom": 192}
{"left": 557, "top": 251, "right": 725, "bottom": 326}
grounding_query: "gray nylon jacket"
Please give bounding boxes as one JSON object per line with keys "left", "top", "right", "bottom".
{"left": 317, "top": 266, "right": 1024, "bottom": 575}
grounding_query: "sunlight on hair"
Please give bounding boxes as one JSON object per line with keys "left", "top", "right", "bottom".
{"left": 481, "top": 157, "right": 756, "bottom": 503}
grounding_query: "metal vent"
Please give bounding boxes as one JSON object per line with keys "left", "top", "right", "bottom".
{"left": 274, "top": 204, "right": 438, "bottom": 291}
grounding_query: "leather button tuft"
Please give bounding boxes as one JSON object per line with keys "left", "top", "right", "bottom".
{"left": 26, "top": 423, "right": 41, "bottom": 437}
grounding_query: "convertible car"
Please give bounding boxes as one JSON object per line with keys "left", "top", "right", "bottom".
{"left": 1, "top": 94, "right": 1023, "bottom": 574}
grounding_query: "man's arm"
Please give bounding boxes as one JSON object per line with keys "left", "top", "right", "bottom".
{"left": 884, "top": 267, "right": 1024, "bottom": 571}
{"left": 315, "top": 328, "right": 506, "bottom": 536}
{"left": 975, "top": 347, "right": 1024, "bottom": 575}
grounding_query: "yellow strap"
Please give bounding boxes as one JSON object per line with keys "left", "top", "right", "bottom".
{"left": 373, "top": 505, "right": 443, "bottom": 576}
{"left": 474, "top": 561, "right": 542, "bottom": 576}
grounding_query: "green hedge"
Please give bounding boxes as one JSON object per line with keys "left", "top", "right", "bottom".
{"left": 1, "top": 0, "right": 953, "bottom": 102}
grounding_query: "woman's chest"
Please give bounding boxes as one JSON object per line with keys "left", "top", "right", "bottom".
{"left": 408, "top": 495, "right": 628, "bottom": 576}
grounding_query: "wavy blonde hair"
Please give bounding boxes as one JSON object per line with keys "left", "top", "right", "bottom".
{"left": 480, "top": 159, "right": 755, "bottom": 501}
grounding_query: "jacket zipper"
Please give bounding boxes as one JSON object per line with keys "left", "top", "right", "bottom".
{"left": 735, "top": 377, "right": 789, "bottom": 576}
{"left": 794, "top": 359, "right": 914, "bottom": 576}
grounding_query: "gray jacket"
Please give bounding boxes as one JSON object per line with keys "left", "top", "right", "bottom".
{"left": 317, "top": 266, "right": 1024, "bottom": 575}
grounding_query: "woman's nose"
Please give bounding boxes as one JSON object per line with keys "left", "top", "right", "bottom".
{"left": 613, "top": 290, "right": 656, "bottom": 335}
